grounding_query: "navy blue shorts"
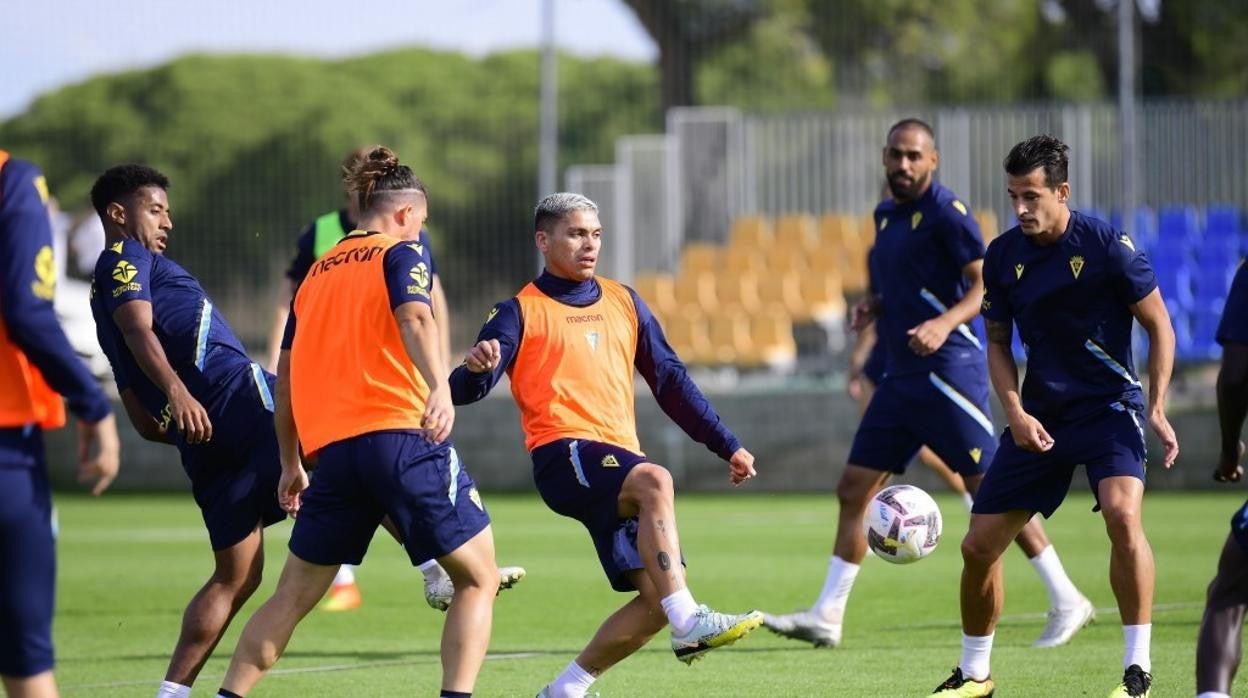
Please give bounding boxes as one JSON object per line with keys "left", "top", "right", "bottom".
{"left": 848, "top": 364, "right": 997, "bottom": 477}
{"left": 1232, "top": 500, "right": 1248, "bottom": 555}
{"left": 182, "top": 425, "right": 286, "bottom": 551}
{"left": 289, "top": 432, "right": 490, "bottom": 567}
{"left": 0, "top": 428, "right": 55, "bottom": 677}
{"left": 1218, "top": 261, "right": 1248, "bottom": 345}
{"left": 533, "top": 438, "right": 672, "bottom": 592}
{"left": 862, "top": 341, "right": 886, "bottom": 385}
{"left": 973, "top": 402, "right": 1147, "bottom": 518}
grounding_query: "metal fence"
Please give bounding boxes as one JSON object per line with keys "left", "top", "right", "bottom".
{"left": 570, "top": 99, "right": 1248, "bottom": 277}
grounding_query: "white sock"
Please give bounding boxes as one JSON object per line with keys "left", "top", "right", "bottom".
{"left": 1028, "top": 545, "right": 1083, "bottom": 610}
{"left": 959, "top": 633, "right": 994, "bottom": 681}
{"left": 333, "top": 564, "right": 355, "bottom": 586}
{"left": 156, "top": 681, "right": 191, "bottom": 698}
{"left": 961, "top": 492, "right": 974, "bottom": 510}
{"left": 660, "top": 588, "right": 699, "bottom": 635}
{"left": 812, "top": 555, "right": 859, "bottom": 622}
{"left": 547, "top": 660, "right": 596, "bottom": 698}
{"left": 1123, "top": 623, "right": 1151, "bottom": 672}
{"left": 1196, "top": 692, "right": 1231, "bottom": 698}
{"left": 419, "top": 560, "right": 448, "bottom": 583}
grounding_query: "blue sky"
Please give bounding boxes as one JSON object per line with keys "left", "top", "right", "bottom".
{"left": 0, "top": 0, "right": 656, "bottom": 117}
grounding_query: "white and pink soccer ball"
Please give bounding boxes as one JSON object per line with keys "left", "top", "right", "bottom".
{"left": 863, "top": 484, "right": 943, "bottom": 564}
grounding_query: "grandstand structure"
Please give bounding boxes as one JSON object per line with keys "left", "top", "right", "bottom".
{"left": 567, "top": 102, "right": 1247, "bottom": 369}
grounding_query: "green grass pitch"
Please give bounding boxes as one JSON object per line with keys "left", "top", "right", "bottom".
{"left": 49, "top": 490, "right": 1246, "bottom": 696}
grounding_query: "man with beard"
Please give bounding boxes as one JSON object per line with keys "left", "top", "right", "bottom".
{"left": 764, "top": 119, "right": 1092, "bottom": 653}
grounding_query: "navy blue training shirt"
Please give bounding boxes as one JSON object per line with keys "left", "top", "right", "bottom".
{"left": 870, "top": 181, "right": 987, "bottom": 377}
{"left": 449, "top": 271, "right": 742, "bottom": 461}
{"left": 91, "top": 239, "right": 271, "bottom": 447}
{"left": 981, "top": 210, "right": 1157, "bottom": 421}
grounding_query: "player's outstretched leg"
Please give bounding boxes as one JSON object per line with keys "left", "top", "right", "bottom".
{"left": 536, "top": 569, "right": 666, "bottom": 697}
{"left": 763, "top": 464, "right": 888, "bottom": 648}
{"left": 623, "top": 462, "right": 762, "bottom": 664}
{"left": 161, "top": 523, "right": 266, "bottom": 695}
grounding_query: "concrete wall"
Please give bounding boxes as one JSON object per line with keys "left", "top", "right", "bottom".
{"left": 44, "top": 387, "right": 1221, "bottom": 493}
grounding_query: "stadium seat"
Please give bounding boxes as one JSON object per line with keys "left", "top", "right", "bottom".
{"left": 747, "top": 313, "right": 797, "bottom": 370}
{"left": 632, "top": 273, "right": 678, "bottom": 317}
{"left": 797, "top": 274, "right": 846, "bottom": 321}
{"left": 1204, "top": 205, "right": 1243, "bottom": 247}
{"left": 765, "top": 245, "right": 809, "bottom": 276}
{"left": 773, "top": 214, "right": 818, "bottom": 252}
{"left": 1188, "top": 305, "right": 1222, "bottom": 361}
{"left": 663, "top": 313, "right": 713, "bottom": 366}
{"left": 730, "top": 215, "right": 773, "bottom": 249}
{"left": 1157, "top": 206, "right": 1200, "bottom": 252}
{"left": 838, "top": 252, "right": 869, "bottom": 296}
{"left": 859, "top": 212, "right": 877, "bottom": 247}
{"left": 715, "top": 271, "right": 762, "bottom": 313}
{"left": 723, "top": 243, "right": 767, "bottom": 274}
{"left": 818, "top": 213, "right": 862, "bottom": 256}
{"left": 757, "top": 274, "right": 805, "bottom": 316}
{"left": 974, "top": 209, "right": 1000, "bottom": 244}
{"left": 679, "top": 243, "right": 722, "bottom": 278}
{"left": 1167, "top": 298, "right": 1196, "bottom": 361}
{"left": 673, "top": 270, "right": 718, "bottom": 315}
{"left": 1194, "top": 253, "right": 1239, "bottom": 308}
{"left": 706, "top": 312, "right": 754, "bottom": 365}
{"left": 1205, "top": 205, "right": 1242, "bottom": 234}
{"left": 1152, "top": 256, "right": 1195, "bottom": 312}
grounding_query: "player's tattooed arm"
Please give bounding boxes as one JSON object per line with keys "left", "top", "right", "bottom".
{"left": 986, "top": 319, "right": 1012, "bottom": 346}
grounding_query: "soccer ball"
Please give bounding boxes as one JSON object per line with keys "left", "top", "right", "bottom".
{"left": 863, "top": 484, "right": 942, "bottom": 564}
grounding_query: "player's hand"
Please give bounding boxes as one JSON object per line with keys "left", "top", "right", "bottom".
{"left": 1214, "top": 440, "right": 1245, "bottom": 483}
{"left": 169, "top": 387, "right": 213, "bottom": 444}
{"left": 728, "top": 447, "right": 756, "bottom": 486}
{"left": 278, "top": 465, "right": 309, "bottom": 517}
{"left": 76, "top": 414, "right": 121, "bottom": 496}
{"left": 1007, "top": 411, "right": 1054, "bottom": 453}
{"left": 421, "top": 385, "right": 455, "bottom": 444}
{"left": 463, "top": 339, "right": 501, "bottom": 374}
{"left": 907, "top": 318, "right": 953, "bottom": 356}
{"left": 849, "top": 299, "right": 877, "bottom": 331}
{"left": 847, "top": 374, "right": 865, "bottom": 401}
{"left": 1148, "top": 407, "right": 1179, "bottom": 469}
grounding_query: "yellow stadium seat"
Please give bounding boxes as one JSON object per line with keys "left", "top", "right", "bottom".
{"left": 798, "top": 274, "right": 847, "bottom": 321}
{"left": 757, "top": 275, "right": 804, "bottom": 316}
{"left": 663, "top": 313, "right": 713, "bottom": 366}
{"left": 723, "top": 244, "right": 767, "bottom": 274}
{"left": 673, "top": 270, "right": 717, "bottom": 315}
{"left": 765, "top": 245, "right": 808, "bottom": 276}
{"left": 730, "top": 215, "right": 772, "bottom": 249}
{"left": 715, "top": 271, "right": 761, "bottom": 313}
{"left": 838, "top": 249, "right": 869, "bottom": 296}
{"left": 748, "top": 313, "right": 797, "bottom": 369}
{"left": 818, "top": 213, "right": 865, "bottom": 261}
{"left": 706, "top": 312, "right": 753, "bottom": 365}
{"left": 679, "top": 243, "right": 721, "bottom": 278}
{"left": 859, "top": 212, "right": 877, "bottom": 247}
{"left": 774, "top": 214, "right": 818, "bottom": 251}
{"left": 632, "top": 273, "right": 677, "bottom": 317}
{"left": 975, "top": 209, "right": 1000, "bottom": 244}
